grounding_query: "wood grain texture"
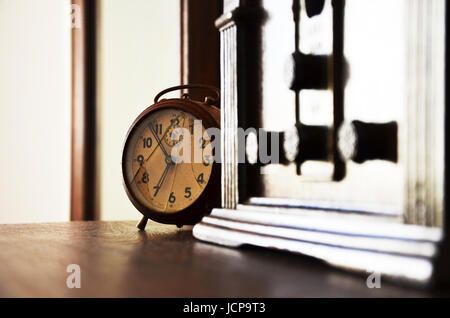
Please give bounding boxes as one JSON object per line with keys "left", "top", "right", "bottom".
{"left": 0, "top": 221, "right": 444, "bottom": 297}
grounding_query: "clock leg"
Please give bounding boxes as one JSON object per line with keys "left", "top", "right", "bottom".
{"left": 137, "top": 216, "right": 149, "bottom": 231}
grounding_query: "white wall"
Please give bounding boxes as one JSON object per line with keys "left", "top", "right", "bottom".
{"left": 98, "top": 0, "right": 180, "bottom": 220}
{"left": 0, "top": 0, "right": 71, "bottom": 223}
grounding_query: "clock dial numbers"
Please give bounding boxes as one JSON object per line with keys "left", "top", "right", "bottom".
{"left": 190, "top": 119, "right": 213, "bottom": 189}
{"left": 142, "top": 137, "right": 153, "bottom": 149}
{"left": 164, "top": 114, "right": 184, "bottom": 147}
{"left": 130, "top": 137, "right": 154, "bottom": 185}
{"left": 127, "top": 108, "right": 213, "bottom": 214}
{"left": 164, "top": 114, "right": 211, "bottom": 213}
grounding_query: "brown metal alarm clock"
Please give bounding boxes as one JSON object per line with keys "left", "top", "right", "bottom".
{"left": 122, "top": 85, "right": 220, "bottom": 230}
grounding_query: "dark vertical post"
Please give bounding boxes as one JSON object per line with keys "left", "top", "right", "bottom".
{"left": 332, "top": 0, "right": 346, "bottom": 181}
{"left": 180, "top": 0, "right": 222, "bottom": 101}
{"left": 71, "top": 0, "right": 98, "bottom": 220}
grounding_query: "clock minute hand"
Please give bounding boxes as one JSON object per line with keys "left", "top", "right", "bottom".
{"left": 149, "top": 123, "right": 170, "bottom": 160}
{"left": 145, "top": 115, "right": 182, "bottom": 165}
{"left": 132, "top": 117, "right": 181, "bottom": 186}
{"left": 132, "top": 122, "right": 172, "bottom": 184}
{"left": 153, "top": 162, "right": 170, "bottom": 197}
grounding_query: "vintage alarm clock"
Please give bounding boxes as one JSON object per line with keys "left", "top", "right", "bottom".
{"left": 122, "top": 85, "right": 221, "bottom": 230}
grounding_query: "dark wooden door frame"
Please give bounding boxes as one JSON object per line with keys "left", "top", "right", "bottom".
{"left": 180, "top": 0, "right": 222, "bottom": 101}
{"left": 71, "top": 0, "right": 98, "bottom": 221}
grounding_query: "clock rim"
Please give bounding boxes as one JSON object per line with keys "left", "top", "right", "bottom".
{"left": 121, "top": 98, "right": 221, "bottom": 226}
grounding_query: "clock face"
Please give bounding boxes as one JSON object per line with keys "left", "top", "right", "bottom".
{"left": 123, "top": 108, "right": 213, "bottom": 214}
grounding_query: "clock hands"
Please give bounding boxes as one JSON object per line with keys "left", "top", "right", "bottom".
{"left": 149, "top": 123, "right": 171, "bottom": 160}
{"left": 151, "top": 117, "right": 183, "bottom": 197}
{"left": 130, "top": 115, "right": 181, "bottom": 185}
{"left": 163, "top": 116, "right": 186, "bottom": 211}
{"left": 164, "top": 163, "right": 179, "bottom": 212}
{"left": 131, "top": 114, "right": 193, "bottom": 213}
{"left": 153, "top": 161, "right": 171, "bottom": 197}
{"left": 149, "top": 122, "right": 173, "bottom": 198}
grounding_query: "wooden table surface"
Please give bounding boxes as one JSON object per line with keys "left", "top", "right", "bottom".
{"left": 0, "top": 221, "right": 443, "bottom": 297}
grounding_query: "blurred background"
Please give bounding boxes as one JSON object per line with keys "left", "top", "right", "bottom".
{"left": 0, "top": 0, "right": 181, "bottom": 223}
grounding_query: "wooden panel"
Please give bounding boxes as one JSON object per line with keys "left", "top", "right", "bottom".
{"left": 216, "top": 1, "right": 267, "bottom": 208}
{"left": 0, "top": 221, "right": 440, "bottom": 297}
{"left": 71, "top": 0, "right": 98, "bottom": 221}
{"left": 180, "top": 0, "right": 221, "bottom": 101}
